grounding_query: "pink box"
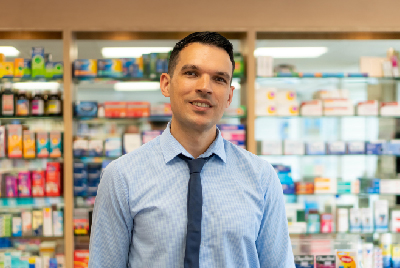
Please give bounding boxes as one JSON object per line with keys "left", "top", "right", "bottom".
{"left": 5, "top": 175, "right": 18, "bottom": 197}
{"left": 320, "top": 213, "right": 333, "bottom": 233}
{"left": 18, "top": 171, "right": 31, "bottom": 197}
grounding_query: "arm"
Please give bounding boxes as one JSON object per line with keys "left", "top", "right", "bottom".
{"left": 256, "top": 164, "right": 295, "bottom": 267}
{"left": 89, "top": 161, "right": 133, "bottom": 268}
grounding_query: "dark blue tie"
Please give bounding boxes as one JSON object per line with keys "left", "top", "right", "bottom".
{"left": 180, "top": 154, "right": 214, "bottom": 268}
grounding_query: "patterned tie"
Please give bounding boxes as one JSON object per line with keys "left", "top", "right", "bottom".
{"left": 179, "top": 153, "right": 214, "bottom": 268}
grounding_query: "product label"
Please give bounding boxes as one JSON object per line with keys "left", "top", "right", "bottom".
{"left": 31, "top": 99, "right": 44, "bottom": 115}
{"left": 16, "top": 99, "right": 29, "bottom": 116}
{"left": 47, "top": 100, "right": 61, "bottom": 114}
{"left": 2, "top": 95, "right": 14, "bottom": 115}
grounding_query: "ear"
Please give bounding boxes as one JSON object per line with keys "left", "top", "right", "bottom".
{"left": 226, "top": 85, "right": 235, "bottom": 108}
{"left": 160, "top": 73, "right": 171, "bottom": 97}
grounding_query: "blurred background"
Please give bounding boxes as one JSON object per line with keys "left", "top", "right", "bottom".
{"left": 2, "top": 1, "right": 400, "bottom": 267}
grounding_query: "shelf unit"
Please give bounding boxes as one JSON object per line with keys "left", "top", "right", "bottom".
{"left": 3, "top": 30, "right": 400, "bottom": 266}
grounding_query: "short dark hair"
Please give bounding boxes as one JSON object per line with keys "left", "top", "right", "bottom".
{"left": 168, "top": 32, "right": 235, "bottom": 78}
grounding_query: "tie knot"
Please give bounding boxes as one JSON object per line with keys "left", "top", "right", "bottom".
{"left": 179, "top": 154, "right": 214, "bottom": 174}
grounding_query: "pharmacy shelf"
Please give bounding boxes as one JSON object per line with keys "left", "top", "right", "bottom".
{"left": 0, "top": 236, "right": 64, "bottom": 240}
{"left": 284, "top": 193, "right": 395, "bottom": 196}
{"left": 256, "top": 76, "right": 396, "bottom": 80}
{"left": 73, "top": 77, "right": 243, "bottom": 84}
{"left": 289, "top": 232, "right": 397, "bottom": 235}
{"left": 0, "top": 116, "right": 63, "bottom": 121}
{"left": 256, "top": 115, "right": 400, "bottom": 119}
{"left": 74, "top": 156, "right": 118, "bottom": 160}
{"left": 0, "top": 157, "right": 64, "bottom": 160}
{"left": 0, "top": 78, "right": 63, "bottom": 83}
{"left": 258, "top": 154, "right": 392, "bottom": 157}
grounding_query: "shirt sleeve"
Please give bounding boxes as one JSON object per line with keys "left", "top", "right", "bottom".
{"left": 89, "top": 160, "right": 133, "bottom": 268}
{"left": 256, "top": 163, "right": 295, "bottom": 267}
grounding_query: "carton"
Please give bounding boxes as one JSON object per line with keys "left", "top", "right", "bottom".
{"left": 12, "top": 216, "right": 22, "bottom": 237}
{"left": 32, "top": 170, "right": 45, "bottom": 197}
{"left": 74, "top": 101, "right": 98, "bottom": 117}
{"left": 32, "top": 210, "right": 43, "bottom": 236}
{"left": 301, "top": 100, "right": 323, "bottom": 116}
{"left": 88, "top": 139, "right": 103, "bottom": 157}
{"left": 53, "top": 210, "right": 64, "bottom": 236}
{"left": 126, "top": 102, "right": 150, "bottom": 117}
{"left": 46, "top": 162, "right": 62, "bottom": 196}
{"left": 258, "top": 140, "right": 282, "bottom": 155}
{"left": 23, "top": 59, "right": 31, "bottom": 78}
{"left": 31, "top": 47, "right": 45, "bottom": 78}
{"left": 357, "top": 100, "right": 379, "bottom": 116}
{"left": 13, "top": 58, "right": 24, "bottom": 77}
{"left": 23, "top": 130, "right": 36, "bottom": 158}
{"left": 49, "top": 131, "right": 62, "bottom": 158}
{"left": 2, "top": 62, "right": 14, "bottom": 78}
{"left": 5, "top": 175, "right": 17, "bottom": 197}
{"left": 21, "top": 211, "right": 32, "bottom": 236}
{"left": 105, "top": 138, "right": 122, "bottom": 157}
{"left": 123, "top": 133, "right": 141, "bottom": 154}
{"left": 349, "top": 208, "right": 361, "bottom": 233}
{"left": 97, "top": 59, "right": 123, "bottom": 78}
{"left": 18, "top": 171, "right": 31, "bottom": 197}
{"left": 306, "top": 142, "right": 326, "bottom": 155}
{"left": 36, "top": 132, "right": 50, "bottom": 158}
{"left": 0, "top": 126, "right": 6, "bottom": 158}
{"left": 374, "top": 200, "right": 388, "bottom": 232}
{"left": 335, "top": 250, "right": 358, "bottom": 268}
{"left": 294, "top": 255, "right": 314, "bottom": 268}
{"left": 104, "top": 102, "right": 126, "bottom": 118}
{"left": 74, "top": 59, "right": 97, "bottom": 78}
{"left": 7, "top": 125, "right": 22, "bottom": 158}
{"left": 73, "top": 137, "right": 88, "bottom": 157}
{"left": 336, "top": 208, "right": 349, "bottom": 233}
{"left": 43, "top": 207, "right": 53, "bottom": 237}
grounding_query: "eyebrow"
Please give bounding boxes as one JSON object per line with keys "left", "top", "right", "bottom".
{"left": 180, "top": 64, "right": 231, "bottom": 81}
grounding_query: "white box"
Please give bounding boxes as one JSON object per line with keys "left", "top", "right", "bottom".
{"left": 391, "top": 210, "right": 400, "bottom": 232}
{"left": 350, "top": 208, "right": 361, "bottom": 233}
{"left": 284, "top": 140, "right": 304, "bottom": 155}
{"left": 314, "top": 90, "right": 349, "bottom": 100}
{"left": 357, "top": 100, "right": 379, "bottom": 116}
{"left": 324, "top": 106, "right": 354, "bottom": 116}
{"left": 305, "top": 141, "right": 326, "bottom": 155}
{"left": 260, "top": 141, "right": 282, "bottom": 155}
{"left": 374, "top": 200, "right": 389, "bottom": 232}
{"left": 380, "top": 102, "right": 400, "bottom": 116}
{"left": 337, "top": 208, "right": 349, "bottom": 233}
{"left": 276, "top": 90, "right": 297, "bottom": 103}
{"left": 300, "top": 100, "right": 323, "bottom": 116}
{"left": 277, "top": 103, "right": 299, "bottom": 116}
{"left": 327, "top": 141, "right": 346, "bottom": 154}
{"left": 255, "top": 103, "right": 277, "bottom": 116}
{"left": 380, "top": 179, "right": 400, "bottom": 194}
{"left": 347, "top": 141, "right": 366, "bottom": 154}
{"left": 43, "top": 207, "right": 53, "bottom": 237}
{"left": 123, "top": 133, "right": 141, "bottom": 154}
{"left": 256, "top": 56, "right": 273, "bottom": 77}
{"left": 361, "top": 208, "right": 373, "bottom": 233}
{"left": 255, "top": 88, "right": 276, "bottom": 103}
{"left": 360, "top": 56, "right": 386, "bottom": 77}
{"left": 314, "top": 177, "right": 337, "bottom": 194}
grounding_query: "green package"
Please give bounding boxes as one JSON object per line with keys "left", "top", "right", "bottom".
{"left": 31, "top": 47, "right": 45, "bottom": 78}
{"left": 233, "top": 53, "right": 244, "bottom": 78}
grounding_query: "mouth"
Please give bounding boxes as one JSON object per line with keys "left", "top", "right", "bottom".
{"left": 189, "top": 100, "right": 213, "bottom": 110}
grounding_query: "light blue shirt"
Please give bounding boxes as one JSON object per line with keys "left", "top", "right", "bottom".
{"left": 89, "top": 123, "right": 294, "bottom": 267}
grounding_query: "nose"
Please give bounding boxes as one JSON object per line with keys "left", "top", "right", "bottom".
{"left": 195, "top": 74, "right": 213, "bottom": 95}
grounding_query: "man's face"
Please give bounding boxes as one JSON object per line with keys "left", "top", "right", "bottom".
{"left": 161, "top": 43, "right": 234, "bottom": 132}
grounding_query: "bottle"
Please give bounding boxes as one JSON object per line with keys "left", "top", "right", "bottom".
{"left": 15, "top": 90, "right": 30, "bottom": 116}
{"left": 381, "top": 233, "right": 392, "bottom": 268}
{"left": 31, "top": 90, "right": 45, "bottom": 116}
{"left": 1, "top": 82, "right": 15, "bottom": 116}
{"left": 46, "top": 89, "right": 62, "bottom": 116}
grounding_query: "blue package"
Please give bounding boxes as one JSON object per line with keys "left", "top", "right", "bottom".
{"left": 23, "top": 59, "right": 31, "bottom": 78}
{"left": 383, "top": 141, "right": 400, "bottom": 155}
{"left": 74, "top": 59, "right": 97, "bottom": 78}
{"left": 347, "top": 141, "right": 366, "bottom": 154}
{"left": 49, "top": 258, "right": 57, "bottom": 268}
{"left": 217, "top": 124, "right": 246, "bottom": 131}
{"left": 282, "top": 183, "right": 295, "bottom": 194}
{"left": 305, "top": 141, "right": 326, "bottom": 155}
{"left": 74, "top": 183, "right": 88, "bottom": 196}
{"left": 347, "top": 73, "right": 368, "bottom": 77}
{"left": 97, "top": 59, "right": 123, "bottom": 78}
{"left": 294, "top": 255, "right": 314, "bottom": 268}
{"left": 299, "top": 73, "right": 315, "bottom": 77}
{"left": 74, "top": 101, "right": 98, "bottom": 117}
{"left": 74, "top": 162, "right": 88, "bottom": 196}
{"left": 321, "top": 72, "right": 345, "bottom": 78}
{"left": 73, "top": 137, "right": 88, "bottom": 157}
{"left": 366, "top": 141, "right": 385, "bottom": 155}
{"left": 327, "top": 141, "right": 346, "bottom": 155}
{"left": 122, "top": 58, "right": 140, "bottom": 78}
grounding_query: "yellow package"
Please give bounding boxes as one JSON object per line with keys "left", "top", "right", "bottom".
{"left": 23, "top": 130, "right": 36, "bottom": 158}
{"left": 3, "top": 62, "right": 14, "bottom": 78}
{"left": 336, "top": 250, "right": 358, "bottom": 268}
{"left": 14, "top": 58, "right": 24, "bottom": 77}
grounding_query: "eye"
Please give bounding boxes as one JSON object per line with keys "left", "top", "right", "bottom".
{"left": 215, "top": 77, "right": 227, "bottom": 83}
{"left": 184, "top": 71, "right": 197, "bottom": 76}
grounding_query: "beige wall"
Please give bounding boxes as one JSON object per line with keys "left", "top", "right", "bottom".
{"left": 2, "top": 0, "right": 400, "bottom": 31}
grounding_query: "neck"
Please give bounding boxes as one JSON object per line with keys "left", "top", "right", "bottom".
{"left": 170, "top": 117, "right": 217, "bottom": 159}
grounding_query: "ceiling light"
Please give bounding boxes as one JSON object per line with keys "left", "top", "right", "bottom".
{"left": 0, "top": 47, "right": 20, "bottom": 57}
{"left": 102, "top": 47, "right": 172, "bottom": 58}
{"left": 254, "top": 47, "right": 328, "bottom": 58}
{"left": 13, "top": 82, "right": 60, "bottom": 91}
{"left": 114, "top": 82, "right": 161, "bottom": 91}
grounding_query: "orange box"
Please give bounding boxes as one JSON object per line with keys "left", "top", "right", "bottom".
{"left": 14, "top": 58, "right": 24, "bottom": 77}
{"left": 74, "top": 250, "right": 89, "bottom": 268}
{"left": 104, "top": 102, "right": 127, "bottom": 118}
{"left": 23, "top": 130, "right": 36, "bottom": 158}
{"left": 7, "top": 124, "right": 23, "bottom": 158}
{"left": 126, "top": 102, "right": 150, "bottom": 117}
{"left": 295, "top": 182, "right": 314, "bottom": 194}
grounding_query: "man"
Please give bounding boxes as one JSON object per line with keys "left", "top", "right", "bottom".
{"left": 89, "top": 31, "right": 294, "bottom": 267}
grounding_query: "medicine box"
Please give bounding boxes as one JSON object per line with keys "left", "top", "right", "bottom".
{"left": 327, "top": 141, "right": 346, "bottom": 155}
{"left": 366, "top": 140, "right": 385, "bottom": 155}
{"left": 74, "top": 101, "right": 98, "bottom": 117}
{"left": 258, "top": 141, "right": 282, "bottom": 155}
{"left": 52, "top": 62, "right": 64, "bottom": 79}
{"left": 5, "top": 175, "right": 18, "bottom": 197}
{"left": 49, "top": 131, "right": 63, "bottom": 158}
{"left": 12, "top": 216, "right": 22, "bottom": 237}
{"left": 105, "top": 137, "right": 122, "bottom": 157}
{"left": 375, "top": 200, "right": 389, "bottom": 232}
{"left": 277, "top": 104, "right": 299, "bottom": 116}
{"left": 383, "top": 140, "right": 400, "bottom": 155}
{"left": 31, "top": 170, "right": 45, "bottom": 197}
{"left": 23, "top": 130, "right": 36, "bottom": 158}
{"left": 37, "top": 132, "right": 50, "bottom": 158}
{"left": 142, "top": 130, "right": 163, "bottom": 144}
{"left": 336, "top": 208, "right": 349, "bottom": 233}
{"left": 23, "top": 59, "right": 31, "bottom": 78}
{"left": 361, "top": 208, "right": 373, "bottom": 233}
{"left": 350, "top": 208, "right": 361, "bottom": 233}
{"left": 393, "top": 245, "right": 400, "bottom": 268}
{"left": 73, "top": 137, "right": 88, "bottom": 157}
{"left": 14, "top": 58, "right": 24, "bottom": 78}
{"left": 32, "top": 210, "right": 43, "bottom": 236}
{"left": 21, "top": 211, "right": 32, "bottom": 236}
{"left": 7, "top": 124, "right": 22, "bottom": 158}
{"left": 46, "top": 162, "right": 62, "bottom": 196}
{"left": 43, "top": 207, "right": 53, "bottom": 237}
{"left": 381, "top": 102, "right": 400, "bottom": 116}
{"left": 2, "top": 62, "right": 13, "bottom": 78}
{"left": 276, "top": 90, "right": 297, "bottom": 103}
{"left": 18, "top": 171, "right": 31, "bottom": 197}
{"left": 316, "top": 255, "right": 335, "bottom": 268}
{"left": 359, "top": 178, "right": 380, "bottom": 194}
{"left": 255, "top": 103, "right": 277, "bottom": 116}
{"left": 295, "top": 182, "right": 314, "bottom": 194}
{"left": 31, "top": 47, "right": 45, "bottom": 78}
{"left": 256, "top": 56, "right": 273, "bottom": 77}
{"left": 74, "top": 162, "right": 88, "bottom": 196}
{"left": 0, "top": 126, "right": 6, "bottom": 158}
{"left": 53, "top": 210, "right": 64, "bottom": 236}
{"left": 380, "top": 179, "right": 400, "bottom": 194}
{"left": 314, "top": 177, "right": 337, "bottom": 194}
{"left": 104, "top": 102, "right": 126, "bottom": 118}
{"left": 126, "top": 102, "right": 150, "bottom": 117}
{"left": 97, "top": 59, "right": 123, "bottom": 78}
{"left": 320, "top": 213, "right": 333, "bottom": 233}
{"left": 357, "top": 100, "right": 379, "bottom": 116}
{"left": 305, "top": 141, "right": 326, "bottom": 155}
{"left": 346, "top": 141, "right": 365, "bottom": 154}
{"left": 392, "top": 211, "right": 400, "bottom": 233}
{"left": 301, "top": 100, "right": 323, "bottom": 116}
{"left": 255, "top": 88, "right": 276, "bottom": 103}
{"left": 88, "top": 139, "right": 103, "bottom": 157}
{"left": 150, "top": 102, "right": 172, "bottom": 116}
{"left": 307, "top": 213, "right": 320, "bottom": 233}
{"left": 122, "top": 58, "right": 144, "bottom": 78}
{"left": 123, "top": 133, "right": 141, "bottom": 154}
{"left": 294, "top": 255, "right": 314, "bottom": 268}
{"left": 74, "top": 59, "right": 97, "bottom": 78}
{"left": 335, "top": 250, "right": 358, "bottom": 268}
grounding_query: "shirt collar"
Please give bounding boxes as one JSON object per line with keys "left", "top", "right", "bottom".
{"left": 160, "top": 121, "right": 226, "bottom": 164}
